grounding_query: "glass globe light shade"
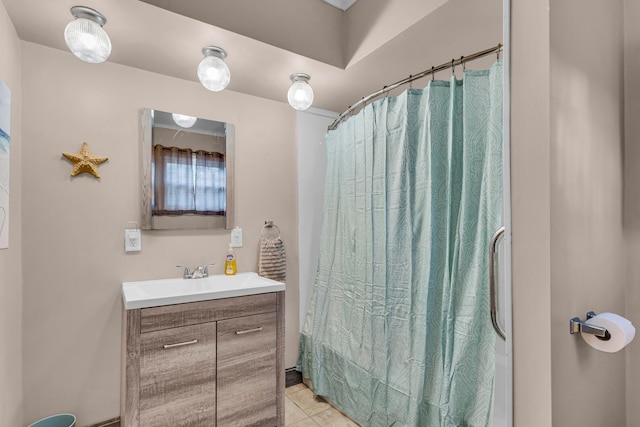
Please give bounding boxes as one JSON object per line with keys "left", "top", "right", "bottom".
{"left": 172, "top": 114, "right": 197, "bottom": 128}
{"left": 287, "top": 74, "right": 314, "bottom": 111}
{"left": 64, "top": 15, "right": 111, "bottom": 64}
{"left": 197, "top": 54, "right": 231, "bottom": 92}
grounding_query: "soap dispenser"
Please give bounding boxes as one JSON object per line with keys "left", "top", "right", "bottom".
{"left": 225, "top": 244, "right": 237, "bottom": 275}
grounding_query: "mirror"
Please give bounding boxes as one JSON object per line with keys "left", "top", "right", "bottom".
{"left": 139, "top": 108, "right": 235, "bottom": 230}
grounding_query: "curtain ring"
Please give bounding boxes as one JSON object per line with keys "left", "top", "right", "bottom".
{"left": 431, "top": 66, "right": 435, "bottom": 81}
{"left": 461, "top": 55, "right": 466, "bottom": 71}
{"left": 383, "top": 85, "right": 388, "bottom": 98}
{"left": 409, "top": 75, "right": 413, "bottom": 89}
{"left": 497, "top": 49, "right": 501, "bottom": 60}
{"left": 451, "top": 59, "right": 455, "bottom": 75}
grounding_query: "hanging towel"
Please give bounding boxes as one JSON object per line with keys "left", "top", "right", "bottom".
{"left": 258, "top": 237, "right": 286, "bottom": 282}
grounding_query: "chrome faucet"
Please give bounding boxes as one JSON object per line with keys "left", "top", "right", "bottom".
{"left": 177, "top": 263, "right": 215, "bottom": 279}
{"left": 177, "top": 265, "right": 193, "bottom": 279}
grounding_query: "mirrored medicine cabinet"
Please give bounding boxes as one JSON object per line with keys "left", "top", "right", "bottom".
{"left": 139, "top": 108, "right": 235, "bottom": 230}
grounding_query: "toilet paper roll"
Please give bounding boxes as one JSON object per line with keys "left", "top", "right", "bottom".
{"left": 581, "top": 312, "right": 636, "bottom": 353}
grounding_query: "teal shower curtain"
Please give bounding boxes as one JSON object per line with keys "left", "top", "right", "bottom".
{"left": 298, "top": 61, "right": 503, "bottom": 427}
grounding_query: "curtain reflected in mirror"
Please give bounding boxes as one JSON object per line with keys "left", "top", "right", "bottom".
{"left": 140, "top": 109, "right": 235, "bottom": 230}
{"left": 153, "top": 145, "right": 225, "bottom": 215}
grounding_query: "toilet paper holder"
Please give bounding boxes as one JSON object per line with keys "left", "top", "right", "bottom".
{"left": 570, "top": 311, "right": 611, "bottom": 340}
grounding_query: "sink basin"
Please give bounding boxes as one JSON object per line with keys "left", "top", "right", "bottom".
{"left": 122, "top": 272, "right": 285, "bottom": 309}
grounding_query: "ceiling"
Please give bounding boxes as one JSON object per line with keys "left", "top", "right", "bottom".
{"left": 322, "top": 0, "right": 358, "bottom": 11}
{"left": 3, "top": 0, "right": 502, "bottom": 114}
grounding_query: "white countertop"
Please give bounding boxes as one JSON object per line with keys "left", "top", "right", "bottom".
{"left": 122, "top": 272, "right": 285, "bottom": 309}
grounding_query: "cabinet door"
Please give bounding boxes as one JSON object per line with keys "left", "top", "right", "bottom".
{"left": 217, "top": 312, "right": 277, "bottom": 426}
{"left": 139, "top": 322, "right": 216, "bottom": 426}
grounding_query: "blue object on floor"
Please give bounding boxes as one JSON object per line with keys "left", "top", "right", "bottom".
{"left": 28, "top": 414, "right": 76, "bottom": 427}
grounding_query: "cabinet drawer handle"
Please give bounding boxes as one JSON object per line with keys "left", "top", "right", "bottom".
{"left": 163, "top": 339, "right": 198, "bottom": 349}
{"left": 235, "top": 327, "right": 263, "bottom": 335}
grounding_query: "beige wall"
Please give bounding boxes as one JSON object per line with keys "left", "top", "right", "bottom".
{"left": 624, "top": 0, "right": 640, "bottom": 425}
{"left": 0, "top": 1, "right": 22, "bottom": 425}
{"left": 20, "top": 42, "right": 299, "bottom": 425}
{"left": 512, "top": 0, "right": 629, "bottom": 426}
{"left": 550, "top": 0, "right": 626, "bottom": 425}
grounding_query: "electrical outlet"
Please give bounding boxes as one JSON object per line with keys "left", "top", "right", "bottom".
{"left": 125, "top": 229, "right": 141, "bottom": 252}
{"left": 231, "top": 227, "right": 243, "bottom": 247}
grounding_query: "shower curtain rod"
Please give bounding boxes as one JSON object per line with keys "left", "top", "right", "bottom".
{"left": 328, "top": 43, "right": 503, "bottom": 131}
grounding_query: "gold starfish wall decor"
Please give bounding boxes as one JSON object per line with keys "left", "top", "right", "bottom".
{"left": 62, "top": 142, "right": 109, "bottom": 178}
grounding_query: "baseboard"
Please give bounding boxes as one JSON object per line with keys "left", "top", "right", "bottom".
{"left": 285, "top": 367, "right": 302, "bottom": 387}
{"left": 86, "top": 417, "right": 120, "bottom": 427}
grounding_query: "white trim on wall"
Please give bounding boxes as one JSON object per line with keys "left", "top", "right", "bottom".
{"left": 296, "top": 107, "right": 338, "bottom": 333}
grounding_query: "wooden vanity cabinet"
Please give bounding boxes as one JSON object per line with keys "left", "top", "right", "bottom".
{"left": 217, "top": 312, "right": 277, "bottom": 425}
{"left": 139, "top": 322, "right": 217, "bottom": 425}
{"left": 121, "top": 292, "right": 284, "bottom": 427}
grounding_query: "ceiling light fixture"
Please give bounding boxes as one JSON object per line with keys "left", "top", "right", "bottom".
{"left": 288, "top": 73, "right": 314, "bottom": 111}
{"left": 197, "top": 46, "right": 231, "bottom": 92}
{"left": 64, "top": 6, "right": 112, "bottom": 64}
{"left": 172, "top": 113, "right": 197, "bottom": 128}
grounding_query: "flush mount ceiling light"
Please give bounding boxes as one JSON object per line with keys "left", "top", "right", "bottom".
{"left": 288, "top": 73, "right": 314, "bottom": 111}
{"left": 197, "top": 46, "right": 231, "bottom": 92}
{"left": 172, "top": 113, "right": 197, "bottom": 128}
{"left": 64, "top": 6, "right": 112, "bottom": 64}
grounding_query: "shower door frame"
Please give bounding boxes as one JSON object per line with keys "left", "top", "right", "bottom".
{"left": 501, "top": 0, "right": 514, "bottom": 426}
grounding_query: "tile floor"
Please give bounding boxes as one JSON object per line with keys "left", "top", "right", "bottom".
{"left": 285, "top": 383, "right": 359, "bottom": 426}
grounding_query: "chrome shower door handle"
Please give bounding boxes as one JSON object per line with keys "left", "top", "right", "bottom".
{"left": 490, "top": 226, "right": 506, "bottom": 341}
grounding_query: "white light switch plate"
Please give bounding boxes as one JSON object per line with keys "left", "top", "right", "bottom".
{"left": 125, "top": 229, "right": 142, "bottom": 252}
{"left": 231, "top": 227, "right": 243, "bottom": 247}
